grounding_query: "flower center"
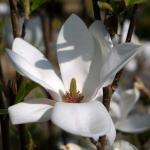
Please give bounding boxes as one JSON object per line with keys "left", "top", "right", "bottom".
{"left": 63, "top": 78, "right": 84, "bottom": 103}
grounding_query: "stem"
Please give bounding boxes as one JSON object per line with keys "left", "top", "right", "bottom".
{"left": 97, "top": 136, "right": 106, "bottom": 150}
{"left": 0, "top": 115, "right": 10, "bottom": 150}
{"left": 126, "top": 4, "right": 138, "bottom": 43}
{"left": 8, "top": 0, "right": 21, "bottom": 37}
{"left": 21, "top": 19, "right": 28, "bottom": 38}
{"left": 0, "top": 92, "right": 10, "bottom": 150}
{"left": 17, "top": 125, "right": 27, "bottom": 150}
{"left": 92, "top": 0, "right": 101, "bottom": 20}
{"left": 111, "top": 4, "right": 138, "bottom": 92}
{"left": 40, "top": 10, "right": 52, "bottom": 61}
{"left": 8, "top": 1, "right": 29, "bottom": 149}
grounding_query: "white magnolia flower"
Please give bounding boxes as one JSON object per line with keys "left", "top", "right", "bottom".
{"left": 4, "top": 15, "right": 44, "bottom": 50}
{"left": 0, "top": 2, "right": 9, "bottom": 15}
{"left": 6, "top": 14, "right": 142, "bottom": 144}
{"left": 111, "top": 140, "right": 138, "bottom": 150}
{"left": 110, "top": 88, "right": 150, "bottom": 133}
{"left": 121, "top": 20, "right": 150, "bottom": 71}
{"left": 60, "top": 143, "right": 82, "bottom": 150}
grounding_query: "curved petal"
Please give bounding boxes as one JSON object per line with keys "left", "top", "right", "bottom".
{"left": 116, "top": 114, "right": 150, "bottom": 133}
{"left": 81, "top": 44, "right": 102, "bottom": 101}
{"left": 89, "top": 20, "right": 113, "bottom": 60}
{"left": 6, "top": 49, "right": 65, "bottom": 100}
{"left": 56, "top": 14, "right": 94, "bottom": 92}
{"left": 82, "top": 21, "right": 113, "bottom": 101}
{"left": 12, "top": 38, "right": 44, "bottom": 65}
{"left": 110, "top": 101, "right": 121, "bottom": 122}
{"left": 51, "top": 101, "right": 112, "bottom": 139}
{"left": 60, "top": 143, "right": 82, "bottom": 150}
{"left": 99, "top": 43, "right": 142, "bottom": 87}
{"left": 113, "top": 140, "right": 138, "bottom": 150}
{"left": 119, "top": 88, "right": 140, "bottom": 118}
{"left": 8, "top": 98, "right": 55, "bottom": 124}
{"left": 12, "top": 38, "right": 65, "bottom": 96}
{"left": 106, "top": 119, "right": 116, "bottom": 145}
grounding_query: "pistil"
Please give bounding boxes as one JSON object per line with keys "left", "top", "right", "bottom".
{"left": 63, "top": 78, "right": 84, "bottom": 103}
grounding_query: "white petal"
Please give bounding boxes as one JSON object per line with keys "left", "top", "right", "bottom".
{"left": 110, "top": 101, "right": 121, "bottom": 122}
{"left": 57, "top": 14, "right": 94, "bottom": 92}
{"left": 0, "top": 3, "right": 9, "bottom": 15}
{"left": 106, "top": 119, "right": 116, "bottom": 145}
{"left": 113, "top": 140, "right": 138, "bottom": 150}
{"left": 82, "top": 21, "right": 113, "bottom": 100}
{"left": 116, "top": 114, "right": 150, "bottom": 133}
{"left": 89, "top": 20, "right": 113, "bottom": 60}
{"left": 51, "top": 101, "right": 112, "bottom": 139}
{"left": 8, "top": 98, "right": 54, "bottom": 124}
{"left": 12, "top": 38, "right": 65, "bottom": 96}
{"left": 119, "top": 88, "right": 140, "bottom": 118}
{"left": 12, "top": 38, "right": 45, "bottom": 65}
{"left": 6, "top": 49, "right": 65, "bottom": 100}
{"left": 82, "top": 44, "right": 102, "bottom": 101}
{"left": 60, "top": 143, "right": 82, "bottom": 150}
{"left": 99, "top": 43, "right": 142, "bottom": 86}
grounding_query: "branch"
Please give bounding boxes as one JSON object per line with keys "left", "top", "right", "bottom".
{"left": 126, "top": 4, "right": 138, "bottom": 43}
{"left": 111, "top": 4, "right": 138, "bottom": 92}
{"left": 0, "top": 91, "right": 10, "bottom": 150}
{"left": 92, "top": 0, "right": 101, "bottom": 20}
{"left": 8, "top": 0, "right": 20, "bottom": 37}
{"left": 40, "top": 10, "right": 52, "bottom": 61}
{"left": 21, "top": 19, "right": 28, "bottom": 38}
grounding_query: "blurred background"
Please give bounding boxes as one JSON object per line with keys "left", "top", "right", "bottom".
{"left": 0, "top": 0, "right": 150, "bottom": 149}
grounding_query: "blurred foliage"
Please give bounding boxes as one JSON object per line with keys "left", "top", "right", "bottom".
{"left": 135, "top": 1, "right": 150, "bottom": 40}
{"left": 31, "top": 0, "right": 46, "bottom": 13}
{"left": 97, "top": 1, "right": 113, "bottom": 12}
{"left": 15, "top": 80, "right": 38, "bottom": 103}
{"left": 124, "top": 0, "right": 146, "bottom": 6}
{"left": 0, "top": 0, "right": 150, "bottom": 149}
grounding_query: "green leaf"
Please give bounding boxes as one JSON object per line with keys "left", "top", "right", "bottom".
{"left": 98, "top": 1, "right": 113, "bottom": 12}
{"left": 16, "top": 80, "right": 38, "bottom": 103}
{"left": 124, "top": 0, "right": 146, "bottom": 6}
{"left": 31, "top": 0, "right": 45, "bottom": 12}
{"left": 0, "top": 109, "right": 8, "bottom": 115}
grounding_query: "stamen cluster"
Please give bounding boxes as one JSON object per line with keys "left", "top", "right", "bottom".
{"left": 63, "top": 91, "right": 84, "bottom": 103}
{"left": 63, "top": 78, "right": 84, "bottom": 103}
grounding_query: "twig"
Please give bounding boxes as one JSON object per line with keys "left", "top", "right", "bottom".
{"left": 8, "top": 1, "right": 30, "bottom": 150}
{"left": 0, "top": 91, "right": 10, "bottom": 150}
{"left": 126, "top": 5, "right": 138, "bottom": 43}
{"left": 96, "top": 136, "right": 106, "bottom": 150}
{"left": 92, "top": 0, "right": 101, "bottom": 20}
{"left": 17, "top": 125, "right": 27, "bottom": 150}
{"left": 21, "top": 19, "right": 28, "bottom": 38}
{"left": 40, "top": 10, "right": 52, "bottom": 61}
{"left": 111, "top": 4, "right": 138, "bottom": 92}
{"left": 8, "top": 0, "right": 20, "bottom": 37}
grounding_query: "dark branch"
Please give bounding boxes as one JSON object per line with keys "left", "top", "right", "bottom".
{"left": 21, "top": 19, "right": 28, "bottom": 38}
{"left": 92, "top": 0, "right": 101, "bottom": 20}
{"left": 8, "top": 0, "right": 20, "bottom": 37}
{"left": 111, "top": 4, "right": 138, "bottom": 92}
{"left": 40, "top": 10, "right": 52, "bottom": 61}
{"left": 126, "top": 4, "right": 138, "bottom": 42}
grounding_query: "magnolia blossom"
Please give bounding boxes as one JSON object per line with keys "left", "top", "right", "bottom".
{"left": 6, "top": 14, "right": 142, "bottom": 144}
{"left": 120, "top": 20, "right": 150, "bottom": 71}
{"left": 110, "top": 88, "right": 150, "bottom": 133}
{"left": 0, "top": 2, "right": 9, "bottom": 15}
{"left": 111, "top": 140, "right": 138, "bottom": 150}
{"left": 60, "top": 143, "right": 82, "bottom": 150}
{"left": 2, "top": 3, "right": 44, "bottom": 50}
